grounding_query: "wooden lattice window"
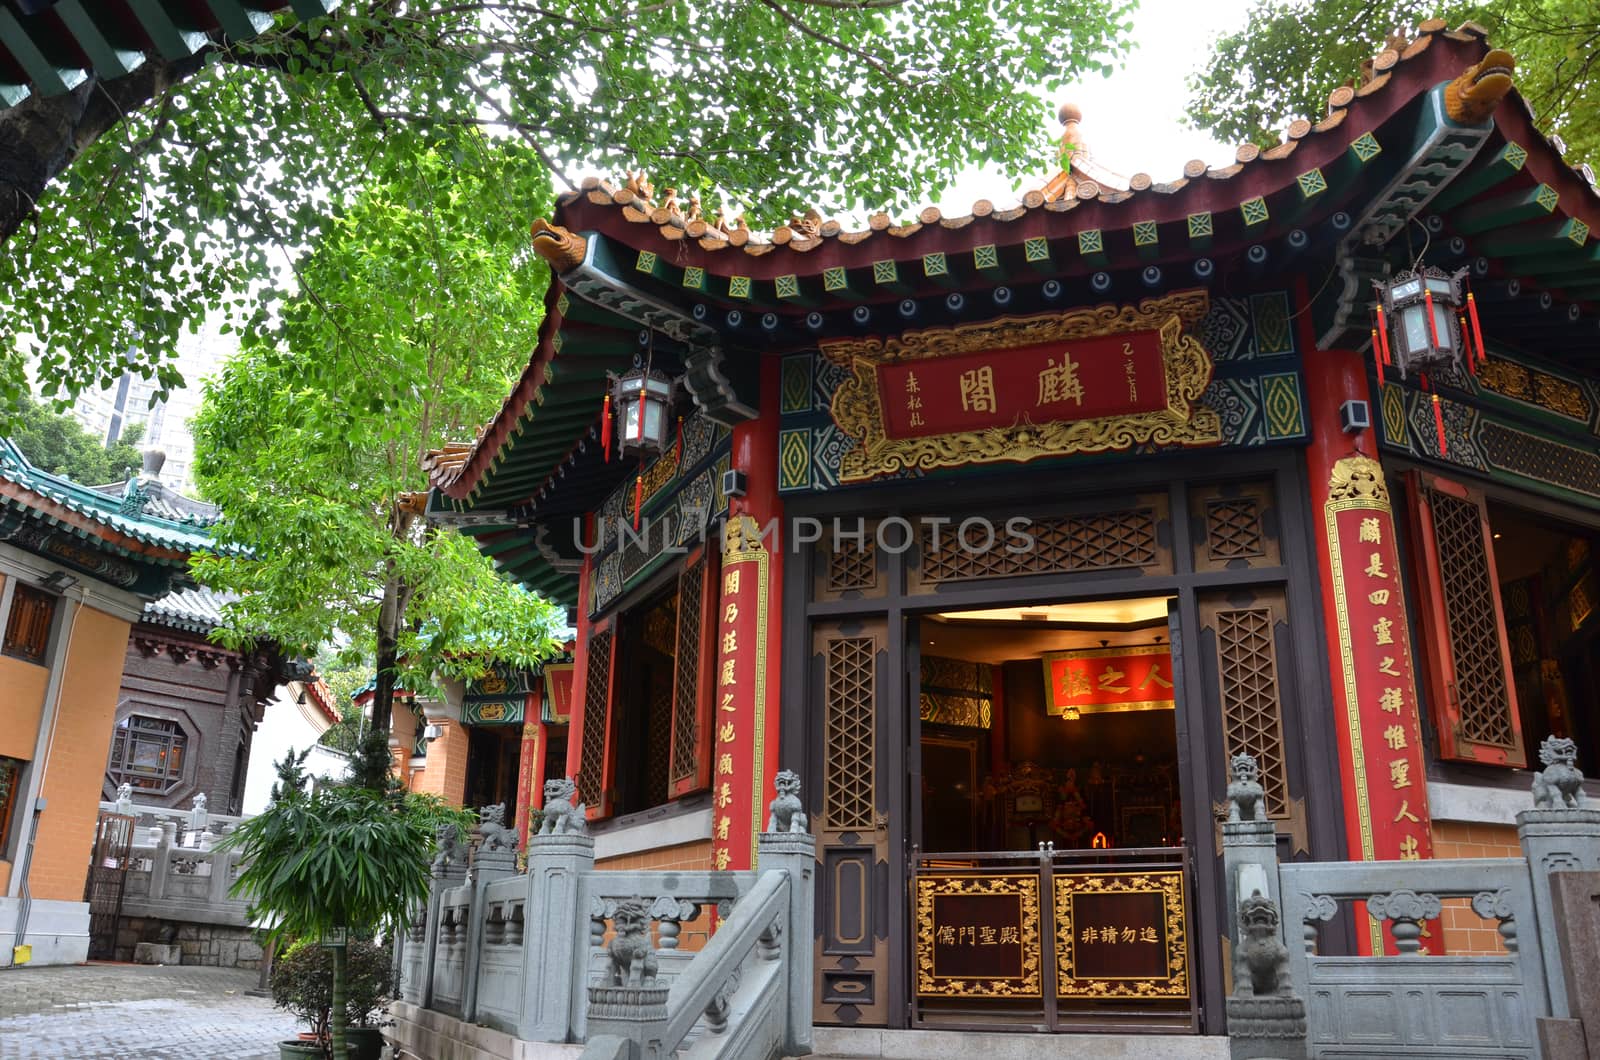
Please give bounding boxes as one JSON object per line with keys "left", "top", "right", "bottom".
{"left": 1214, "top": 606, "right": 1289, "bottom": 817}
{"left": 3, "top": 584, "right": 57, "bottom": 665}
{"left": 108, "top": 715, "right": 189, "bottom": 794}
{"left": 1405, "top": 472, "right": 1525, "bottom": 766}
{"left": 576, "top": 626, "right": 615, "bottom": 813}
{"left": 824, "top": 637, "right": 876, "bottom": 831}
{"left": 1204, "top": 498, "right": 1266, "bottom": 562}
{"left": 919, "top": 508, "right": 1160, "bottom": 583}
{"left": 0, "top": 756, "right": 22, "bottom": 856}
{"left": 669, "top": 552, "right": 716, "bottom": 795}
{"left": 827, "top": 537, "right": 878, "bottom": 594}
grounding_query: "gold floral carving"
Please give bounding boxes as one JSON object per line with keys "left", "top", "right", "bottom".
{"left": 1052, "top": 870, "right": 1189, "bottom": 998}
{"left": 1478, "top": 357, "right": 1590, "bottom": 422}
{"left": 914, "top": 874, "right": 1042, "bottom": 998}
{"left": 1327, "top": 455, "right": 1391, "bottom": 510}
{"left": 823, "top": 291, "right": 1221, "bottom": 483}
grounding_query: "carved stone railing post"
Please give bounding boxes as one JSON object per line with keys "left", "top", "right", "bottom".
{"left": 757, "top": 826, "right": 816, "bottom": 1058}
{"left": 1515, "top": 735, "right": 1599, "bottom": 1019}
{"left": 1366, "top": 890, "right": 1442, "bottom": 955}
{"left": 586, "top": 898, "right": 670, "bottom": 1060}
{"left": 462, "top": 804, "right": 520, "bottom": 1024}
{"left": 148, "top": 826, "right": 173, "bottom": 902}
{"left": 421, "top": 824, "right": 468, "bottom": 1010}
{"left": 518, "top": 778, "right": 594, "bottom": 1044}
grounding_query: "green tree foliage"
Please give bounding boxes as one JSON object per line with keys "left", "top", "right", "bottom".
{"left": 0, "top": 0, "right": 1134, "bottom": 420}
{"left": 7, "top": 393, "right": 146, "bottom": 484}
{"left": 190, "top": 137, "right": 564, "bottom": 730}
{"left": 1188, "top": 0, "right": 1597, "bottom": 166}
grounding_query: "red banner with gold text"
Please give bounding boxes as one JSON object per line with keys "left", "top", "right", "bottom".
{"left": 877, "top": 331, "right": 1169, "bottom": 439}
{"left": 709, "top": 516, "right": 772, "bottom": 871}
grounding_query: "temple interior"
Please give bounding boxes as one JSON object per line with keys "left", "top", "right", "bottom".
{"left": 917, "top": 596, "right": 1183, "bottom": 856}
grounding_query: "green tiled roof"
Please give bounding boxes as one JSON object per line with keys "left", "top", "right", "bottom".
{"left": 0, "top": 438, "right": 216, "bottom": 556}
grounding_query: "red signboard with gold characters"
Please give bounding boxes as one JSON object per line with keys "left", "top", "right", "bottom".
{"left": 1041, "top": 645, "right": 1175, "bottom": 717}
{"left": 709, "top": 515, "right": 771, "bottom": 871}
{"left": 1323, "top": 456, "right": 1434, "bottom": 951}
{"left": 820, "top": 290, "right": 1221, "bottom": 483}
{"left": 878, "top": 330, "right": 1169, "bottom": 439}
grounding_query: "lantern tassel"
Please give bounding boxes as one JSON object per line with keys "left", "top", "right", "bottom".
{"left": 633, "top": 474, "right": 644, "bottom": 530}
{"left": 1424, "top": 288, "right": 1441, "bottom": 347}
{"left": 1459, "top": 316, "right": 1474, "bottom": 375}
{"left": 1466, "top": 290, "right": 1487, "bottom": 364}
{"left": 601, "top": 393, "right": 613, "bottom": 463}
{"left": 1375, "top": 305, "right": 1392, "bottom": 368}
{"left": 1424, "top": 377, "right": 1447, "bottom": 456}
{"left": 674, "top": 415, "right": 684, "bottom": 465}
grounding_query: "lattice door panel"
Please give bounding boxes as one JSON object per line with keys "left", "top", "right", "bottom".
{"left": 669, "top": 552, "right": 714, "bottom": 793}
{"left": 1405, "top": 472, "right": 1526, "bottom": 767}
{"left": 813, "top": 522, "right": 886, "bottom": 602}
{"left": 1202, "top": 597, "right": 1290, "bottom": 818}
{"left": 812, "top": 618, "right": 890, "bottom": 1027}
{"left": 576, "top": 626, "right": 615, "bottom": 812}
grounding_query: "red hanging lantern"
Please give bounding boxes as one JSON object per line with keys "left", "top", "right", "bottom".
{"left": 1371, "top": 267, "right": 1469, "bottom": 380}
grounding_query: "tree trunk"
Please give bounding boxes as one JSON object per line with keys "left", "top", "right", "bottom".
{"left": 0, "top": 57, "right": 203, "bottom": 246}
{"left": 330, "top": 942, "right": 349, "bottom": 1060}
{"left": 372, "top": 576, "right": 405, "bottom": 734}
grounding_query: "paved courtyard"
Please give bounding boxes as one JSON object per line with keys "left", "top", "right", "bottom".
{"left": 0, "top": 962, "right": 302, "bottom": 1059}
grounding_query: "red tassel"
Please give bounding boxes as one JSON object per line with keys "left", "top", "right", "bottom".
{"left": 601, "top": 393, "right": 613, "bottom": 463}
{"left": 1424, "top": 289, "right": 1440, "bottom": 347}
{"left": 1375, "top": 306, "right": 1392, "bottom": 367}
{"left": 674, "top": 416, "right": 684, "bottom": 465}
{"left": 1431, "top": 394, "right": 1447, "bottom": 456}
{"left": 1466, "top": 291, "right": 1486, "bottom": 363}
{"left": 1459, "top": 317, "right": 1474, "bottom": 375}
{"left": 633, "top": 474, "right": 643, "bottom": 530}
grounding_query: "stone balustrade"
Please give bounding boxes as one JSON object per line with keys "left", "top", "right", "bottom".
{"left": 391, "top": 779, "right": 815, "bottom": 1060}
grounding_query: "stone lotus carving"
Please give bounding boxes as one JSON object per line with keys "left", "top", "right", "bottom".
{"left": 477, "top": 802, "right": 520, "bottom": 853}
{"left": 1228, "top": 753, "right": 1266, "bottom": 823}
{"left": 1532, "top": 735, "right": 1586, "bottom": 809}
{"left": 606, "top": 899, "right": 659, "bottom": 987}
{"left": 766, "top": 770, "right": 808, "bottom": 834}
{"left": 538, "top": 777, "right": 588, "bottom": 836}
{"left": 1234, "top": 890, "right": 1292, "bottom": 998}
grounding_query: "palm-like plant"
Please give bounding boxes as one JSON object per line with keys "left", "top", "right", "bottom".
{"left": 222, "top": 782, "right": 444, "bottom": 1059}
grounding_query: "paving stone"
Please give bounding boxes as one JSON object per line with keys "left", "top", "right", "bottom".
{"left": 0, "top": 962, "right": 302, "bottom": 1059}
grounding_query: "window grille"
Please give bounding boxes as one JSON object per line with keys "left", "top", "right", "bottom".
{"left": 3, "top": 585, "right": 56, "bottom": 665}
{"left": 107, "top": 715, "right": 188, "bottom": 794}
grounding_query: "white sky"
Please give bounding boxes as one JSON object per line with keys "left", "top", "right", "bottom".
{"left": 935, "top": 0, "right": 1256, "bottom": 213}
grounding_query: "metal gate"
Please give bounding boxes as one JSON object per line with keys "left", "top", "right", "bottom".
{"left": 84, "top": 811, "right": 136, "bottom": 960}
{"left": 910, "top": 845, "right": 1199, "bottom": 1033}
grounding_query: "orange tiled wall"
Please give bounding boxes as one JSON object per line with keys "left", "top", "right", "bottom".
{"left": 30, "top": 604, "right": 133, "bottom": 902}
{"left": 597, "top": 839, "right": 716, "bottom": 950}
{"left": 1432, "top": 820, "right": 1521, "bottom": 955}
{"left": 408, "top": 718, "right": 468, "bottom": 804}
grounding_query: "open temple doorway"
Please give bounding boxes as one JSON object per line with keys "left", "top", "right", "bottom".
{"left": 909, "top": 595, "right": 1198, "bottom": 1032}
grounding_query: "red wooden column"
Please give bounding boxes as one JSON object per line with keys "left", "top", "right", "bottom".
{"left": 709, "top": 356, "right": 786, "bottom": 871}
{"left": 1301, "top": 337, "right": 1437, "bottom": 954}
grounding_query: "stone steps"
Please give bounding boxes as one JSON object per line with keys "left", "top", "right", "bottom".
{"left": 804, "top": 1027, "right": 1231, "bottom": 1060}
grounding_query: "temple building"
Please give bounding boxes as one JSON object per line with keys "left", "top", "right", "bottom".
{"left": 425, "top": 22, "right": 1598, "bottom": 1036}
{"left": 0, "top": 439, "right": 217, "bottom": 966}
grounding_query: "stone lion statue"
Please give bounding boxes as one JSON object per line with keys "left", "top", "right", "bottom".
{"left": 766, "top": 769, "right": 808, "bottom": 834}
{"left": 431, "top": 822, "right": 461, "bottom": 874}
{"left": 1532, "top": 736, "right": 1586, "bottom": 809}
{"left": 1233, "top": 890, "right": 1291, "bottom": 998}
{"left": 477, "top": 802, "right": 520, "bottom": 853}
{"left": 538, "top": 777, "right": 588, "bottom": 836}
{"left": 1227, "top": 753, "right": 1265, "bottom": 823}
{"left": 607, "top": 898, "right": 659, "bottom": 986}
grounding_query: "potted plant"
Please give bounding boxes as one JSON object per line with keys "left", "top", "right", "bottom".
{"left": 270, "top": 938, "right": 395, "bottom": 1060}
{"left": 223, "top": 742, "right": 462, "bottom": 1060}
